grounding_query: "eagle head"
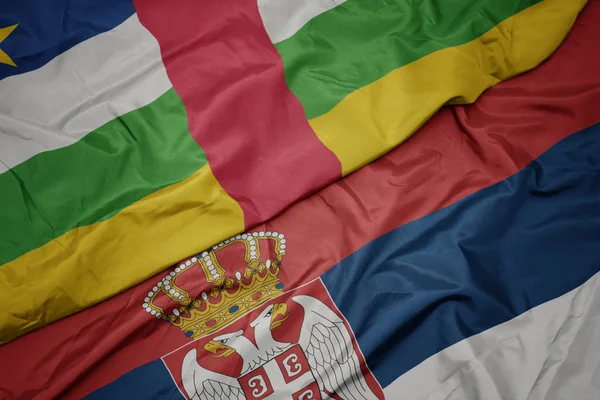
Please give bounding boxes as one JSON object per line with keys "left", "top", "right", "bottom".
{"left": 204, "top": 329, "right": 244, "bottom": 358}
{"left": 250, "top": 302, "right": 289, "bottom": 331}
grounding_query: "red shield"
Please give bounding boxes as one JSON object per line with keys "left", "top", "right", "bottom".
{"left": 238, "top": 345, "right": 321, "bottom": 400}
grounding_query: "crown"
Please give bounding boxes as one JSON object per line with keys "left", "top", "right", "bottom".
{"left": 141, "top": 231, "right": 287, "bottom": 339}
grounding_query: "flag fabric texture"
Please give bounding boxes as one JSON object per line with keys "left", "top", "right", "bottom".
{"left": 1, "top": 0, "right": 599, "bottom": 398}
{"left": 0, "top": 0, "right": 586, "bottom": 345}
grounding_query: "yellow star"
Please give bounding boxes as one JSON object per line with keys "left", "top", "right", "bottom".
{"left": 0, "top": 24, "right": 18, "bottom": 67}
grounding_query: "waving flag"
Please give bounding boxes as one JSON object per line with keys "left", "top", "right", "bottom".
{"left": 1, "top": 1, "right": 598, "bottom": 398}
{"left": 0, "top": 0, "right": 586, "bottom": 344}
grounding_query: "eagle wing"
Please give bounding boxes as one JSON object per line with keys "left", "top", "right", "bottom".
{"left": 293, "top": 295, "right": 379, "bottom": 400}
{"left": 181, "top": 348, "right": 245, "bottom": 400}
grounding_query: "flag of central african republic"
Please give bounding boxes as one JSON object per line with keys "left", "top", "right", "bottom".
{"left": 0, "top": 0, "right": 586, "bottom": 348}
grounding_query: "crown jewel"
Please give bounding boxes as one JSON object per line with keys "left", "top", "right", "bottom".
{"left": 142, "top": 231, "right": 287, "bottom": 339}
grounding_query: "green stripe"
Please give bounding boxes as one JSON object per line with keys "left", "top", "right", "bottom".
{"left": 0, "top": 88, "right": 206, "bottom": 266}
{"left": 275, "top": 0, "right": 540, "bottom": 120}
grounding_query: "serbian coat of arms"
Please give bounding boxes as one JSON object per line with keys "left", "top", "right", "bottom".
{"left": 142, "top": 231, "right": 384, "bottom": 400}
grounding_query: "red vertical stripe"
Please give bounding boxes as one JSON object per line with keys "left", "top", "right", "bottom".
{"left": 134, "top": 0, "right": 341, "bottom": 228}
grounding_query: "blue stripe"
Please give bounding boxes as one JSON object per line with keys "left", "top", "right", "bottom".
{"left": 0, "top": 0, "right": 135, "bottom": 80}
{"left": 321, "top": 123, "right": 600, "bottom": 387}
{"left": 85, "top": 359, "right": 184, "bottom": 399}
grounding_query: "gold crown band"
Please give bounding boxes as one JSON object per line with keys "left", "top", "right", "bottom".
{"left": 142, "top": 231, "right": 287, "bottom": 339}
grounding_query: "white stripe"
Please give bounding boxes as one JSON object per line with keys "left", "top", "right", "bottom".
{"left": 258, "top": 0, "right": 347, "bottom": 44}
{"left": 383, "top": 272, "right": 600, "bottom": 400}
{"left": 0, "top": 14, "right": 172, "bottom": 173}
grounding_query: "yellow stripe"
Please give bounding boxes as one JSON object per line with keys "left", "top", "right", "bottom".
{"left": 310, "top": 0, "right": 587, "bottom": 175}
{"left": 0, "top": 165, "right": 244, "bottom": 344}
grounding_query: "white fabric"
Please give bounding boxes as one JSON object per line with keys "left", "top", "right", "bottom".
{"left": 383, "top": 272, "right": 600, "bottom": 400}
{"left": 258, "top": 0, "right": 347, "bottom": 44}
{"left": 0, "top": 14, "right": 172, "bottom": 173}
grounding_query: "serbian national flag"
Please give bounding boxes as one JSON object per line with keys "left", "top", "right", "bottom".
{"left": 1, "top": 1, "right": 599, "bottom": 399}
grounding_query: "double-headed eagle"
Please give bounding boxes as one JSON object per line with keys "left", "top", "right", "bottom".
{"left": 181, "top": 295, "right": 378, "bottom": 400}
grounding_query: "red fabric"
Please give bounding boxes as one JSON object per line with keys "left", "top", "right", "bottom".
{"left": 1, "top": 2, "right": 600, "bottom": 399}
{"left": 133, "top": 0, "right": 342, "bottom": 228}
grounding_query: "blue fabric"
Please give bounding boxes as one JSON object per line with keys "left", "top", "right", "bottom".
{"left": 0, "top": 0, "right": 135, "bottom": 80}
{"left": 322, "top": 123, "right": 600, "bottom": 387}
{"left": 85, "top": 359, "right": 184, "bottom": 399}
